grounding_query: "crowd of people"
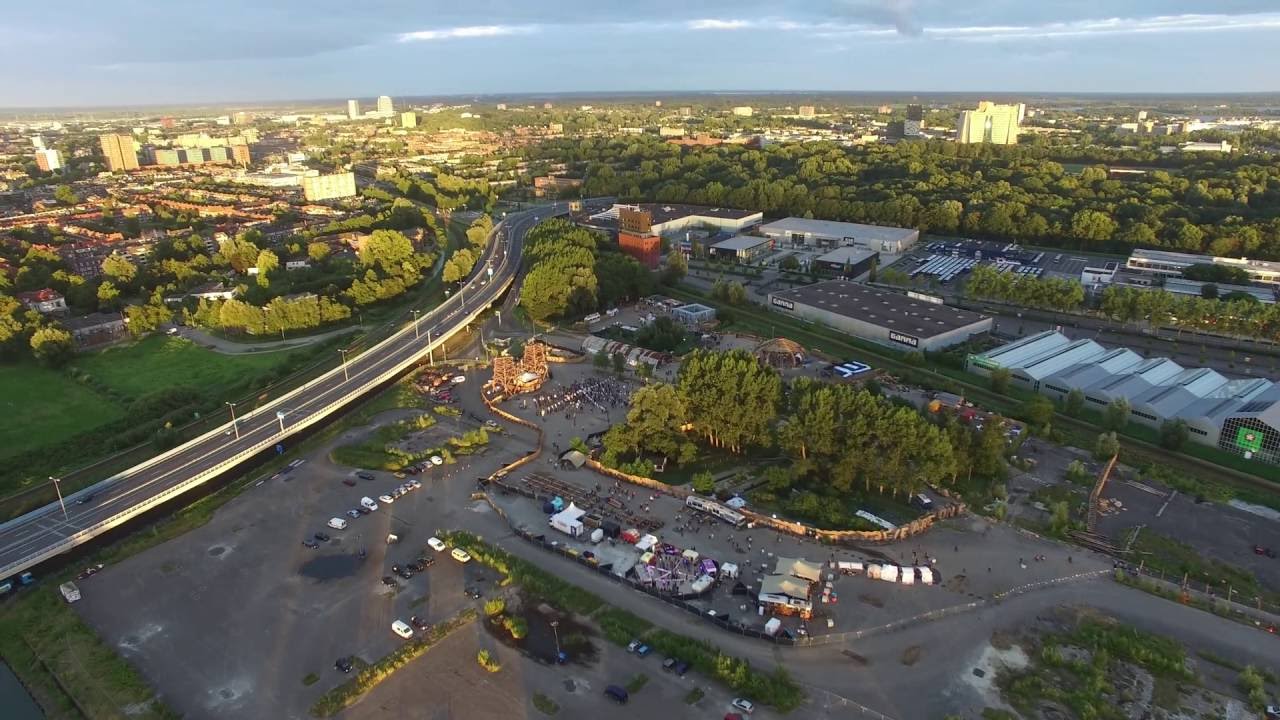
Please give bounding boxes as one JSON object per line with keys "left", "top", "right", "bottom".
{"left": 530, "top": 377, "right": 633, "bottom": 418}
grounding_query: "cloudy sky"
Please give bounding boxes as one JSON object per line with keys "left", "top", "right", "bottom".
{"left": 3, "top": 1, "right": 1277, "bottom": 107}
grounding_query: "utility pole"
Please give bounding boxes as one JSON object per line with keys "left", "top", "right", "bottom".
{"left": 339, "top": 348, "right": 350, "bottom": 381}
{"left": 276, "top": 410, "right": 287, "bottom": 433}
{"left": 225, "top": 401, "right": 239, "bottom": 439}
{"left": 50, "top": 476, "right": 68, "bottom": 520}
{"left": 411, "top": 309, "right": 421, "bottom": 339}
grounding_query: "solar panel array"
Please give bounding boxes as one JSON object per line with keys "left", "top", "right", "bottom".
{"left": 910, "top": 254, "right": 978, "bottom": 283}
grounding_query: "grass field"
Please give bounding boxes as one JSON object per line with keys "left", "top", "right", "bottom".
{"left": 69, "top": 336, "right": 288, "bottom": 400}
{"left": 0, "top": 362, "right": 125, "bottom": 459}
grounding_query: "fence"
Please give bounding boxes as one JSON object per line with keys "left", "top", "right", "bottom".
{"left": 584, "top": 460, "right": 967, "bottom": 546}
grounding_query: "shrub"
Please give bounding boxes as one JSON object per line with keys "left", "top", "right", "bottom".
{"left": 502, "top": 615, "right": 528, "bottom": 640}
{"left": 532, "top": 692, "right": 559, "bottom": 715}
{"left": 477, "top": 650, "right": 501, "bottom": 673}
{"left": 483, "top": 598, "right": 506, "bottom": 617}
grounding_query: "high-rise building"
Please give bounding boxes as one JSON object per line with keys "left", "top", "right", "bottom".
{"left": 31, "top": 136, "right": 46, "bottom": 150}
{"left": 400, "top": 111, "right": 417, "bottom": 128}
{"left": 798, "top": 106, "right": 816, "bottom": 118}
{"left": 207, "top": 146, "right": 230, "bottom": 163}
{"left": 230, "top": 142, "right": 251, "bottom": 166}
{"left": 303, "top": 172, "right": 357, "bottom": 202}
{"left": 904, "top": 104, "right": 924, "bottom": 137}
{"left": 732, "top": 106, "right": 753, "bottom": 117}
{"left": 617, "top": 206, "right": 661, "bottom": 270}
{"left": 377, "top": 95, "right": 393, "bottom": 114}
{"left": 34, "top": 149, "right": 62, "bottom": 172}
{"left": 956, "top": 101, "right": 1020, "bottom": 145}
{"left": 1137, "top": 110, "right": 1149, "bottom": 121}
{"left": 679, "top": 106, "right": 692, "bottom": 117}
{"left": 347, "top": 99, "right": 360, "bottom": 119}
{"left": 99, "top": 133, "right": 139, "bottom": 172}
{"left": 160, "top": 116, "right": 176, "bottom": 129}
{"left": 182, "top": 148, "right": 206, "bottom": 164}
{"left": 232, "top": 111, "right": 251, "bottom": 125}
{"left": 496, "top": 103, "right": 507, "bottom": 110}
{"left": 152, "top": 148, "right": 181, "bottom": 166}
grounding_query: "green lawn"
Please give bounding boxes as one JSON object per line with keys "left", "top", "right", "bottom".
{"left": 69, "top": 335, "right": 287, "bottom": 400}
{"left": 0, "top": 362, "right": 125, "bottom": 460}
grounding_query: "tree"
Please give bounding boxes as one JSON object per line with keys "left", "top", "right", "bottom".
{"left": 218, "top": 234, "right": 261, "bottom": 273}
{"left": 602, "top": 383, "right": 697, "bottom": 467}
{"left": 30, "top": 326, "right": 74, "bottom": 366}
{"left": 779, "top": 255, "right": 800, "bottom": 272}
{"left": 1159, "top": 419, "right": 1189, "bottom": 451}
{"left": 307, "top": 241, "right": 331, "bottom": 263}
{"left": 1094, "top": 431, "right": 1120, "bottom": 461}
{"left": 1071, "top": 209, "right": 1118, "bottom": 243}
{"left": 635, "top": 316, "right": 685, "bottom": 352}
{"left": 593, "top": 350, "right": 610, "bottom": 371}
{"left": 255, "top": 249, "right": 279, "bottom": 288}
{"left": 358, "top": 229, "right": 415, "bottom": 273}
{"left": 1019, "top": 395, "right": 1054, "bottom": 433}
{"left": 96, "top": 280, "right": 121, "bottom": 309}
{"left": 101, "top": 255, "right": 138, "bottom": 285}
{"left": 1049, "top": 501, "right": 1071, "bottom": 536}
{"left": 1103, "top": 398, "right": 1130, "bottom": 431}
{"left": 611, "top": 351, "right": 626, "bottom": 375}
{"left": 1064, "top": 389, "right": 1085, "bottom": 417}
{"left": 54, "top": 185, "right": 79, "bottom": 205}
{"left": 636, "top": 362, "right": 653, "bottom": 381}
{"left": 692, "top": 471, "right": 715, "bottom": 495}
{"left": 989, "top": 367, "right": 1011, "bottom": 394}
{"left": 661, "top": 251, "right": 687, "bottom": 285}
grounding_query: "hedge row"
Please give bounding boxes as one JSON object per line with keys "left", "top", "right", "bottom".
{"left": 309, "top": 607, "right": 477, "bottom": 717}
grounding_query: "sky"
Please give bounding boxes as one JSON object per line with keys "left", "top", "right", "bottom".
{"left": 3, "top": 1, "right": 1278, "bottom": 107}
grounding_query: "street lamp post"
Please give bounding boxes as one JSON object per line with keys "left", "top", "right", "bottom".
{"left": 411, "top": 309, "right": 421, "bottom": 339}
{"left": 276, "top": 410, "right": 287, "bottom": 433}
{"left": 339, "top": 348, "right": 350, "bottom": 381}
{"left": 50, "top": 476, "right": 68, "bottom": 520}
{"left": 550, "top": 620, "right": 561, "bottom": 661}
{"left": 427, "top": 329, "right": 434, "bottom": 365}
{"left": 225, "top": 401, "right": 239, "bottom": 439}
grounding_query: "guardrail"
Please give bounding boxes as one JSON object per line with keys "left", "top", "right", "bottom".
{"left": 0, "top": 214, "right": 534, "bottom": 579}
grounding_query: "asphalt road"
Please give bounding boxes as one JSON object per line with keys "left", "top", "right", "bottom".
{"left": 0, "top": 203, "right": 566, "bottom": 581}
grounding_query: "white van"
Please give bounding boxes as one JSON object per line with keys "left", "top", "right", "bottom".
{"left": 451, "top": 548, "right": 472, "bottom": 563}
{"left": 391, "top": 620, "right": 414, "bottom": 639}
{"left": 360, "top": 497, "right": 379, "bottom": 511}
{"left": 327, "top": 517, "right": 348, "bottom": 530}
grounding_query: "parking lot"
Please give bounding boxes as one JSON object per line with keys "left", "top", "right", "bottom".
{"left": 73, "top": 380, "right": 522, "bottom": 720}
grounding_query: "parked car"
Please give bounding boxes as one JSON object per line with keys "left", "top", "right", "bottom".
{"left": 380, "top": 576, "right": 397, "bottom": 587}
{"left": 314, "top": 532, "right": 330, "bottom": 542}
{"left": 328, "top": 517, "right": 349, "bottom": 530}
{"left": 427, "top": 537, "right": 447, "bottom": 552}
{"left": 391, "top": 620, "right": 414, "bottom": 639}
{"left": 356, "top": 471, "right": 376, "bottom": 481}
{"left": 345, "top": 509, "right": 361, "bottom": 519}
{"left": 1255, "top": 545, "right": 1277, "bottom": 558}
{"left": 635, "top": 644, "right": 651, "bottom": 656}
{"left": 356, "top": 506, "right": 371, "bottom": 515}
{"left": 731, "top": 698, "right": 755, "bottom": 714}
{"left": 342, "top": 478, "right": 357, "bottom": 487}
{"left": 396, "top": 567, "right": 414, "bottom": 580}
{"left": 430, "top": 455, "right": 444, "bottom": 466}
{"left": 627, "top": 640, "right": 641, "bottom": 653}
{"left": 302, "top": 539, "right": 319, "bottom": 549}
{"left": 663, "top": 657, "right": 678, "bottom": 672}
{"left": 410, "top": 615, "right": 429, "bottom": 630}
{"left": 673, "top": 661, "right": 690, "bottom": 676}
{"left": 451, "top": 548, "right": 472, "bottom": 563}
{"left": 603, "top": 685, "right": 629, "bottom": 705}
{"left": 379, "top": 494, "right": 395, "bottom": 505}
{"left": 464, "top": 587, "right": 482, "bottom": 599}
{"left": 485, "top": 420, "right": 499, "bottom": 429}
{"left": 334, "top": 656, "right": 353, "bottom": 673}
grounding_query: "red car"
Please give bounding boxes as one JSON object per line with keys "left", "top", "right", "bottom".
{"left": 1254, "top": 545, "right": 1276, "bottom": 558}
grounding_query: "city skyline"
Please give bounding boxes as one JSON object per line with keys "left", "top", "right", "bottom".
{"left": 2, "top": 1, "right": 1278, "bottom": 107}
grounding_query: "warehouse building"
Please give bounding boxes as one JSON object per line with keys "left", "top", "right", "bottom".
{"left": 759, "top": 217, "right": 919, "bottom": 254}
{"left": 768, "top": 280, "right": 992, "bottom": 351}
{"left": 708, "top": 234, "right": 772, "bottom": 263}
{"left": 966, "top": 331, "right": 1280, "bottom": 462}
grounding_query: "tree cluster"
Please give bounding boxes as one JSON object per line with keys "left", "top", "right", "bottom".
{"left": 519, "top": 220, "right": 651, "bottom": 322}
{"left": 964, "top": 264, "right": 1085, "bottom": 311}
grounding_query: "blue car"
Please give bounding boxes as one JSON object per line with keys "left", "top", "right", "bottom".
{"left": 635, "top": 644, "right": 652, "bottom": 657}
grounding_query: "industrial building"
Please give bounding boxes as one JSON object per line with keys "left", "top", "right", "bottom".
{"left": 768, "top": 280, "right": 992, "bottom": 351}
{"left": 759, "top": 217, "right": 919, "bottom": 254}
{"left": 584, "top": 203, "right": 762, "bottom": 238}
{"left": 708, "top": 234, "right": 772, "bottom": 263}
{"left": 967, "top": 331, "right": 1280, "bottom": 462}
{"left": 1126, "top": 248, "right": 1280, "bottom": 286}
{"left": 813, "top": 246, "right": 878, "bottom": 279}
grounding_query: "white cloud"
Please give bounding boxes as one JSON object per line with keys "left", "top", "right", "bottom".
{"left": 397, "top": 25, "right": 536, "bottom": 43}
{"left": 676, "top": 10, "right": 1280, "bottom": 42}
{"left": 687, "top": 18, "right": 754, "bottom": 31}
